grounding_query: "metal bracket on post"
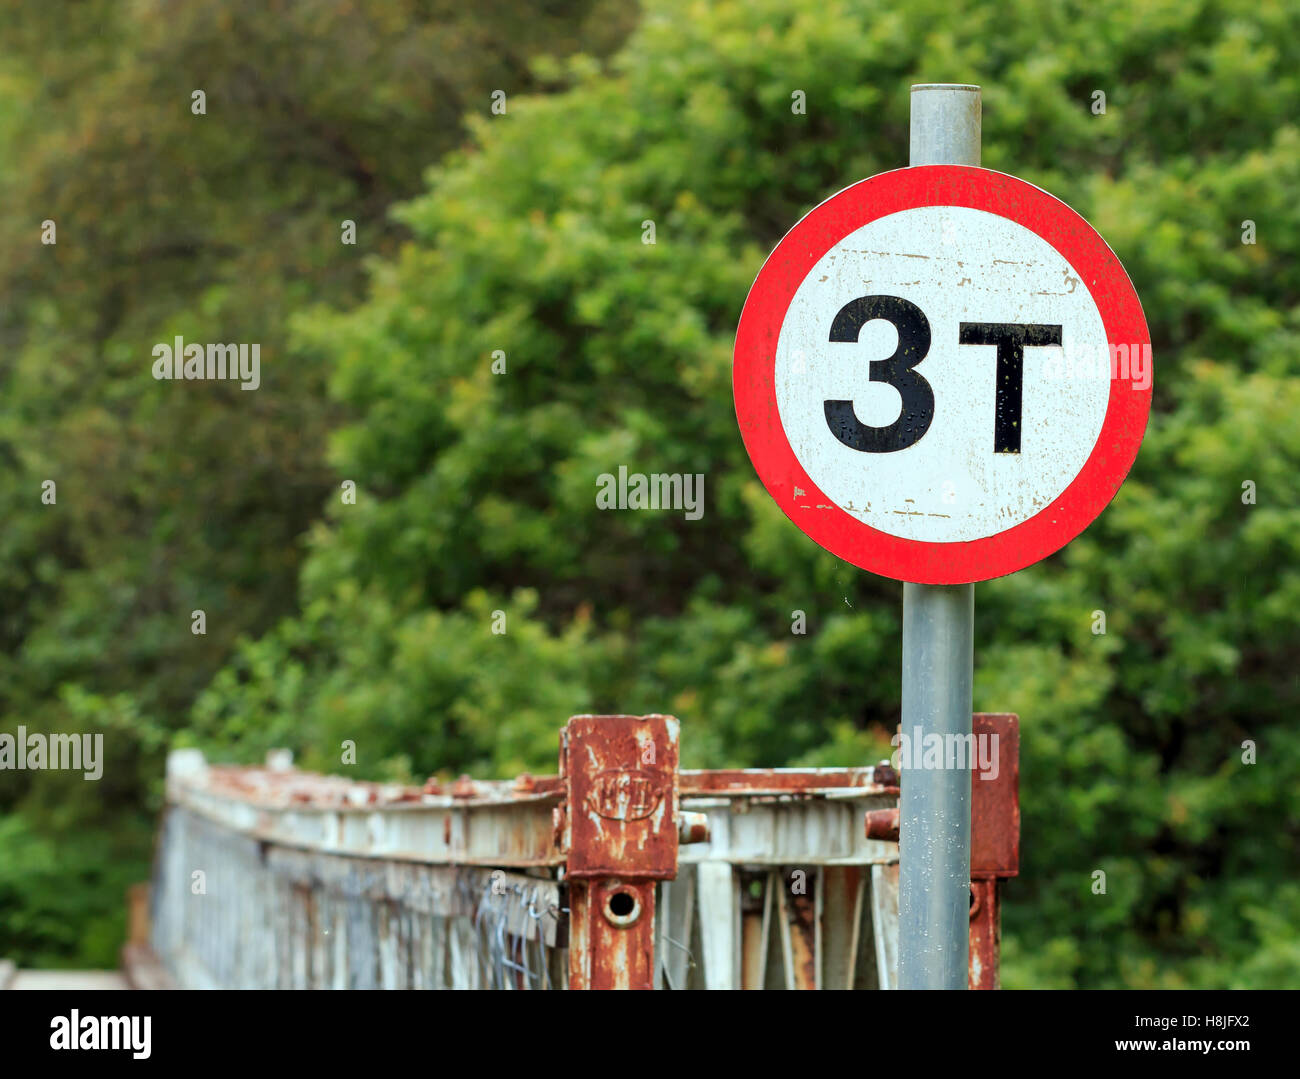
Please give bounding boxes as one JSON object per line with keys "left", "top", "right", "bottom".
{"left": 558, "top": 714, "right": 680, "bottom": 990}
{"left": 968, "top": 713, "right": 1019, "bottom": 989}
{"left": 870, "top": 712, "right": 1020, "bottom": 988}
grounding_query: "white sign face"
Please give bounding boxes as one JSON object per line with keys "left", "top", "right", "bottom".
{"left": 773, "top": 206, "right": 1110, "bottom": 543}
{"left": 733, "top": 166, "right": 1152, "bottom": 584}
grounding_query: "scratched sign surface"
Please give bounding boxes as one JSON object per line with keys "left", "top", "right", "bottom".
{"left": 733, "top": 166, "right": 1152, "bottom": 584}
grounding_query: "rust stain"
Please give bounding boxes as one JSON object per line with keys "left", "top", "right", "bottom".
{"left": 968, "top": 879, "right": 1000, "bottom": 989}
{"left": 864, "top": 808, "right": 900, "bottom": 842}
{"left": 786, "top": 886, "right": 818, "bottom": 990}
{"left": 683, "top": 766, "right": 889, "bottom": 794}
{"left": 971, "top": 713, "right": 1020, "bottom": 880}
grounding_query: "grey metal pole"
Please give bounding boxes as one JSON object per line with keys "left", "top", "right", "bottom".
{"left": 898, "top": 83, "right": 980, "bottom": 990}
{"left": 909, "top": 84, "right": 981, "bottom": 167}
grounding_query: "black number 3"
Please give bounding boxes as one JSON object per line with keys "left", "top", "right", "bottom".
{"left": 823, "top": 296, "right": 1063, "bottom": 456}
{"left": 824, "top": 295, "right": 934, "bottom": 453}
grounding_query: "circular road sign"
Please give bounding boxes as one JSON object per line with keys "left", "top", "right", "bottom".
{"left": 733, "top": 165, "right": 1152, "bottom": 584}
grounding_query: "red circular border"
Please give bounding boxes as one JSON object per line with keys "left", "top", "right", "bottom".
{"left": 733, "top": 166, "right": 1152, "bottom": 584}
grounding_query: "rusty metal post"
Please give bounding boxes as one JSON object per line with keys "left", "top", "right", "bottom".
{"left": 967, "top": 880, "right": 1000, "bottom": 989}
{"left": 898, "top": 83, "right": 981, "bottom": 991}
{"left": 560, "top": 714, "right": 680, "bottom": 990}
{"left": 968, "top": 713, "right": 1020, "bottom": 989}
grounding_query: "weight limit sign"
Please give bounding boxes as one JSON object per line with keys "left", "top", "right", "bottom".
{"left": 733, "top": 165, "right": 1152, "bottom": 584}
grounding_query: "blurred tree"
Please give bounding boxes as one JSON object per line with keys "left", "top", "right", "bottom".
{"left": 193, "top": 0, "right": 1300, "bottom": 988}
{"left": 0, "top": 0, "right": 633, "bottom": 966}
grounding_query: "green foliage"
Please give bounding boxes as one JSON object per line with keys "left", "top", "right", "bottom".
{"left": 4, "top": 0, "right": 1298, "bottom": 988}
{"left": 0, "top": 0, "right": 631, "bottom": 966}
{"left": 196, "top": 0, "right": 1300, "bottom": 988}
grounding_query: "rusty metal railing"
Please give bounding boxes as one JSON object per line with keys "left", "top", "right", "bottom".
{"left": 136, "top": 714, "right": 1018, "bottom": 989}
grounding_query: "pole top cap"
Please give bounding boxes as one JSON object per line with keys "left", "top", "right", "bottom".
{"left": 910, "top": 83, "right": 981, "bottom": 92}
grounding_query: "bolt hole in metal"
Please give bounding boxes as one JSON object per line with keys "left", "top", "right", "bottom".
{"left": 604, "top": 887, "right": 641, "bottom": 927}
